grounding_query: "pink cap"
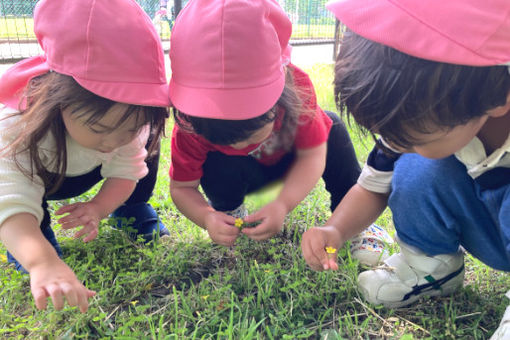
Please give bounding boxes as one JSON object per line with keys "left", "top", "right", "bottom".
{"left": 326, "top": 0, "right": 510, "bottom": 66}
{"left": 169, "top": 0, "right": 292, "bottom": 120}
{"left": 0, "top": 0, "right": 169, "bottom": 109}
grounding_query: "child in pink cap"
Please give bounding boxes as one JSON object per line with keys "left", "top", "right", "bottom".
{"left": 0, "top": 0, "right": 170, "bottom": 312}
{"left": 302, "top": 0, "right": 510, "bottom": 337}
{"left": 168, "top": 0, "right": 392, "bottom": 264}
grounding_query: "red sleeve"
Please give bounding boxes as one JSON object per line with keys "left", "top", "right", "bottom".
{"left": 290, "top": 64, "right": 333, "bottom": 149}
{"left": 169, "top": 125, "right": 210, "bottom": 181}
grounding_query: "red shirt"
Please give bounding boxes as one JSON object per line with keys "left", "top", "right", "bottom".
{"left": 169, "top": 64, "right": 332, "bottom": 181}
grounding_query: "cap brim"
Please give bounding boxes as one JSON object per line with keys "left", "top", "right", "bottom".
{"left": 0, "top": 56, "right": 50, "bottom": 109}
{"left": 326, "top": 0, "right": 505, "bottom": 66}
{"left": 169, "top": 75, "right": 285, "bottom": 120}
{"left": 74, "top": 77, "right": 170, "bottom": 107}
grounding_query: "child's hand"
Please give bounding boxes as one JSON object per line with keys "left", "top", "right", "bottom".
{"left": 29, "top": 258, "right": 96, "bottom": 313}
{"left": 56, "top": 202, "right": 102, "bottom": 242}
{"left": 242, "top": 200, "right": 287, "bottom": 241}
{"left": 301, "top": 225, "right": 343, "bottom": 271}
{"left": 204, "top": 211, "right": 241, "bottom": 246}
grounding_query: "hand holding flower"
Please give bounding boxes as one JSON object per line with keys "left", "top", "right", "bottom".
{"left": 301, "top": 225, "right": 343, "bottom": 271}
{"left": 203, "top": 211, "right": 241, "bottom": 246}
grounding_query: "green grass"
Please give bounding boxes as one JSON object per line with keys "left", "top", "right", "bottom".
{"left": 0, "top": 63, "right": 509, "bottom": 339}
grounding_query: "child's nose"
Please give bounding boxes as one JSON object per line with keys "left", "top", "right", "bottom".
{"left": 102, "top": 133, "right": 130, "bottom": 149}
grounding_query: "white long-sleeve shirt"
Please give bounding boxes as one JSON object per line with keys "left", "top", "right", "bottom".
{"left": 0, "top": 106, "right": 149, "bottom": 226}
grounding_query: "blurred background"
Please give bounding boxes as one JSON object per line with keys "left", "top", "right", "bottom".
{"left": 0, "top": 0, "right": 341, "bottom": 62}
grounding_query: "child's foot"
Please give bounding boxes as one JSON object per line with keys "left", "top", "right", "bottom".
{"left": 350, "top": 224, "right": 393, "bottom": 266}
{"left": 7, "top": 225, "right": 62, "bottom": 273}
{"left": 222, "top": 204, "right": 248, "bottom": 219}
{"left": 357, "top": 237, "right": 465, "bottom": 308}
{"left": 111, "top": 202, "right": 169, "bottom": 242}
{"left": 491, "top": 291, "right": 510, "bottom": 340}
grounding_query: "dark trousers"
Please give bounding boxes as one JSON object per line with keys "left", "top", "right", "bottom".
{"left": 8, "top": 141, "right": 160, "bottom": 270}
{"left": 200, "top": 111, "right": 360, "bottom": 212}
{"left": 40, "top": 143, "right": 160, "bottom": 230}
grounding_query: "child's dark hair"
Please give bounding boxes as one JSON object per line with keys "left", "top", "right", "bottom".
{"left": 334, "top": 30, "right": 510, "bottom": 150}
{"left": 2, "top": 72, "right": 167, "bottom": 194}
{"left": 173, "top": 68, "right": 306, "bottom": 147}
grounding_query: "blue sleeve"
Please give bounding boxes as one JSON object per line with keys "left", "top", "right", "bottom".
{"left": 366, "top": 144, "right": 401, "bottom": 172}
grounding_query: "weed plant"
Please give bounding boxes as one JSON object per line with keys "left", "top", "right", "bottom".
{"left": 0, "top": 64, "right": 508, "bottom": 339}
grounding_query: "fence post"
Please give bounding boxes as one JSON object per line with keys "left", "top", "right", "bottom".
{"left": 333, "top": 19, "right": 340, "bottom": 61}
{"left": 174, "top": 0, "right": 182, "bottom": 16}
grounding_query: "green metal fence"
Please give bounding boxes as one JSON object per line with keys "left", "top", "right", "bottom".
{"left": 0, "top": 0, "right": 337, "bottom": 61}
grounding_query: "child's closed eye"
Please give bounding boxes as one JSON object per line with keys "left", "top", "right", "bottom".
{"left": 88, "top": 127, "right": 106, "bottom": 134}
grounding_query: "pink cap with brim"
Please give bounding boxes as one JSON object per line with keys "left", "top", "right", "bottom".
{"left": 169, "top": 0, "right": 292, "bottom": 120}
{"left": 326, "top": 0, "right": 510, "bottom": 66}
{"left": 0, "top": 0, "right": 169, "bottom": 109}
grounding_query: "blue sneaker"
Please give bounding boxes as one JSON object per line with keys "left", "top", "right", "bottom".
{"left": 7, "top": 225, "right": 62, "bottom": 273}
{"left": 111, "top": 202, "right": 169, "bottom": 242}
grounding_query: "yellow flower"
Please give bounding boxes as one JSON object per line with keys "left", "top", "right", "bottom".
{"left": 131, "top": 300, "right": 138, "bottom": 306}
{"left": 234, "top": 218, "right": 244, "bottom": 228}
{"left": 0, "top": 254, "right": 6, "bottom": 263}
{"left": 201, "top": 295, "right": 209, "bottom": 300}
{"left": 325, "top": 246, "right": 337, "bottom": 254}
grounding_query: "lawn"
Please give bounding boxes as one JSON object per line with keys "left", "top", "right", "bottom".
{"left": 0, "top": 63, "right": 508, "bottom": 339}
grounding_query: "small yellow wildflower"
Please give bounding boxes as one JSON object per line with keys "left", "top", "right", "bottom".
{"left": 234, "top": 218, "right": 244, "bottom": 229}
{"left": 0, "top": 254, "right": 6, "bottom": 263}
{"left": 325, "top": 246, "right": 337, "bottom": 254}
{"left": 131, "top": 300, "right": 138, "bottom": 306}
{"left": 201, "top": 295, "right": 209, "bottom": 300}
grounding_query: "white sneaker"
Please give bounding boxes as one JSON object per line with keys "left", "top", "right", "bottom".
{"left": 223, "top": 204, "right": 248, "bottom": 219}
{"left": 358, "top": 236, "right": 465, "bottom": 308}
{"left": 350, "top": 224, "right": 393, "bottom": 266}
{"left": 490, "top": 291, "right": 510, "bottom": 340}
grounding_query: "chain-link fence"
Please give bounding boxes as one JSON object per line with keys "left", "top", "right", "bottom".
{"left": 0, "top": 0, "right": 337, "bottom": 62}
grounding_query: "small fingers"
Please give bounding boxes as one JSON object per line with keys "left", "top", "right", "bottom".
{"left": 46, "top": 284, "right": 65, "bottom": 310}
{"left": 32, "top": 287, "right": 49, "bottom": 310}
{"left": 242, "top": 223, "right": 277, "bottom": 241}
{"left": 58, "top": 212, "right": 86, "bottom": 229}
{"left": 82, "top": 228, "right": 98, "bottom": 243}
{"left": 74, "top": 220, "right": 98, "bottom": 242}
{"left": 309, "top": 237, "right": 333, "bottom": 271}
{"left": 61, "top": 282, "right": 78, "bottom": 307}
{"left": 242, "top": 212, "right": 261, "bottom": 224}
{"left": 211, "top": 228, "right": 240, "bottom": 246}
{"left": 301, "top": 234, "right": 325, "bottom": 271}
{"left": 327, "top": 257, "right": 339, "bottom": 271}
{"left": 210, "top": 233, "right": 237, "bottom": 246}
{"left": 77, "top": 289, "right": 96, "bottom": 313}
{"left": 55, "top": 204, "right": 77, "bottom": 216}
{"left": 37, "top": 282, "right": 94, "bottom": 313}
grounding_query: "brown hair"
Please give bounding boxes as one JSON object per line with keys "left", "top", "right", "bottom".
{"left": 2, "top": 72, "right": 167, "bottom": 194}
{"left": 334, "top": 31, "right": 510, "bottom": 150}
{"left": 173, "top": 67, "right": 310, "bottom": 150}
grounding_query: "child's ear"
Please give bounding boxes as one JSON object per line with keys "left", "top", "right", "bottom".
{"left": 487, "top": 91, "right": 510, "bottom": 118}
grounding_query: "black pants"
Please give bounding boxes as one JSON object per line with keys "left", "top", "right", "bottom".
{"left": 40, "top": 142, "right": 160, "bottom": 229}
{"left": 200, "top": 111, "right": 360, "bottom": 212}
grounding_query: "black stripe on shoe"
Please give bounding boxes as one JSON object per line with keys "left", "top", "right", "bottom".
{"left": 402, "top": 264, "right": 465, "bottom": 301}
